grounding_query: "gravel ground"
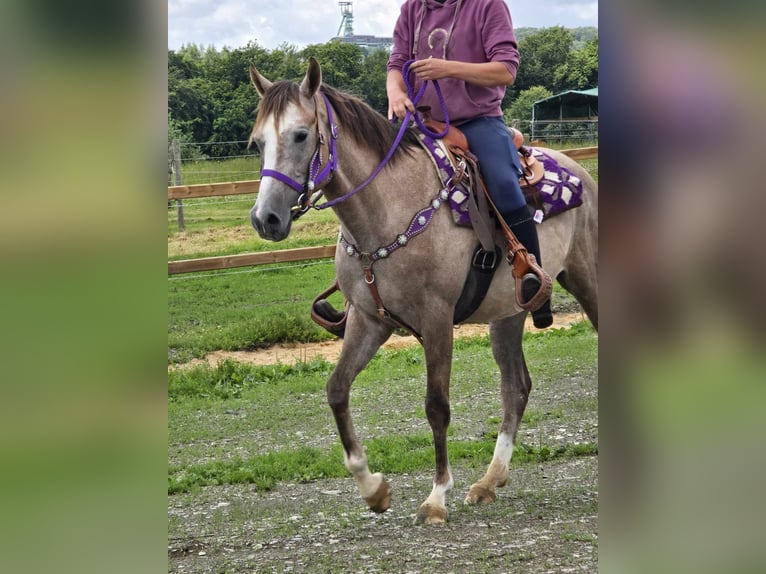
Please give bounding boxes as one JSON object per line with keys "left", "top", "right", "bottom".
{"left": 169, "top": 455, "right": 597, "bottom": 573}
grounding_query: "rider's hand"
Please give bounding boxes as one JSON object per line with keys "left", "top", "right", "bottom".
{"left": 408, "top": 58, "right": 454, "bottom": 81}
{"left": 386, "top": 70, "right": 416, "bottom": 121}
{"left": 387, "top": 87, "right": 415, "bottom": 122}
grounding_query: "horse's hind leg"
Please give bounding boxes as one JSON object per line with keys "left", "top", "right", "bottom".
{"left": 558, "top": 261, "right": 598, "bottom": 331}
{"left": 465, "top": 313, "right": 530, "bottom": 505}
{"left": 558, "top": 210, "right": 598, "bottom": 330}
{"left": 326, "top": 306, "right": 394, "bottom": 513}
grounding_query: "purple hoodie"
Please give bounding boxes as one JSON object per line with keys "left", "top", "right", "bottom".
{"left": 388, "top": 0, "right": 519, "bottom": 124}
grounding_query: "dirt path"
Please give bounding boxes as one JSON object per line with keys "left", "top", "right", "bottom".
{"left": 182, "top": 312, "right": 586, "bottom": 369}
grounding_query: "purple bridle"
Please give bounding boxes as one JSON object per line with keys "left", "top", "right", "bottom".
{"left": 258, "top": 60, "right": 449, "bottom": 219}
{"left": 258, "top": 91, "right": 339, "bottom": 219}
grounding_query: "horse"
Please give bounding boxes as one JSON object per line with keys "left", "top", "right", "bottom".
{"left": 247, "top": 58, "right": 598, "bottom": 525}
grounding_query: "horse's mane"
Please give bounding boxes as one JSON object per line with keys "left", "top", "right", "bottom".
{"left": 256, "top": 80, "right": 420, "bottom": 161}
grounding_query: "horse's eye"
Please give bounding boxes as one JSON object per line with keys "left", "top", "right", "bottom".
{"left": 294, "top": 131, "right": 309, "bottom": 143}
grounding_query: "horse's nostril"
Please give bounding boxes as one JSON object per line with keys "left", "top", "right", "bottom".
{"left": 266, "top": 213, "right": 281, "bottom": 227}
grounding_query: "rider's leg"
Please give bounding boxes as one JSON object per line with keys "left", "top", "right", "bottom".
{"left": 503, "top": 206, "right": 553, "bottom": 328}
{"left": 460, "top": 117, "right": 552, "bottom": 328}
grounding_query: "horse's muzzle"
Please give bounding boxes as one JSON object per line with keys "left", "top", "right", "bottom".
{"left": 250, "top": 207, "right": 289, "bottom": 241}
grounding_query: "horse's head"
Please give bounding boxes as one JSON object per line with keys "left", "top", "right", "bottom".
{"left": 248, "top": 58, "right": 323, "bottom": 241}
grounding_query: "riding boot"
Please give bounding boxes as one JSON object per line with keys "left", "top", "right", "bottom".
{"left": 503, "top": 205, "right": 554, "bottom": 328}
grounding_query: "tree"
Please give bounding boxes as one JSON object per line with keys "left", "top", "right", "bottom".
{"left": 300, "top": 41, "right": 364, "bottom": 92}
{"left": 514, "top": 27, "right": 574, "bottom": 94}
{"left": 352, "top": 49, "right": 390, "bottom": 115}
{"left": 168, "top": 33, "right": 596, "bottom": 156}
{"left": 556, "top": 38, "right": 598, "bottom": 91}
{"left": 167, "top": 76, "right": 216, "bottom": 145}
{"left": 503, "top": 86, "right": 552, "bottom": 128}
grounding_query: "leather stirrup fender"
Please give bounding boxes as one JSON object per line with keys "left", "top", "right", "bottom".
{"left": 476, "top": 177, "right": 553, "bottom": 312}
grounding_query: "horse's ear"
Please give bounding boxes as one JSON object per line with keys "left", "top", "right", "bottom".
{"left": 249, "top": 65, "right": 272, "bottom": 97}
{"left": 300, "top": 57, "right": 322, "bottom": 99}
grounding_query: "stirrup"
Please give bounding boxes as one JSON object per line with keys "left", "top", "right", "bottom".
{"left": 512, "top": 253, "right": 552, "bottom": 312}
{"left": 311, "top": 280, "right": 347, "bottom": 338}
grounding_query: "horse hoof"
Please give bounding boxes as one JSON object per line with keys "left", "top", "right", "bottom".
{"left": 364, "top": 479, "right": 391, "bottom": 513}
{"left": 414, "top": 503, "right": 447, "bottom": 525}
{"left": 464, "top": 484, "right": 496, "bottom": 505}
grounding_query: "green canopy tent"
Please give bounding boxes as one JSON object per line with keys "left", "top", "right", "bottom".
{"left": 531, "top": 87, "right": 598, "bottom": 142}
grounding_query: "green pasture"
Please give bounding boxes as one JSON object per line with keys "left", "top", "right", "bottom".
{"left": 169, "top": 267, "right": 580, "bottom": 365}
{"left": 168, "top": 259, "right": 340, "bottom": 363}
{"left": 169, "top": 322, "right": 598, "bottom": 494}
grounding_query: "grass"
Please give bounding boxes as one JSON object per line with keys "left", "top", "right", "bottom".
{"left": 168, "top": 324, "right": 598, "bottom": 493}
{"left": 168, "top": 264, "right": 580, "bottom": 365}
{"left": 168, "top": 436, "right": 597, "bottom": 494}
{"left": 172, "top": 155, "right": 261, "bottom": 186}
{"left": 168, "top": 260, "right": 342, "bottom": 363}
{"left": 167, "top": 198, "right": 339, "bottom": 259}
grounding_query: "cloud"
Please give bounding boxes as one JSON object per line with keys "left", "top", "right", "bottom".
{"left": 168, "top": 0, "right": 597, "bottom": 50}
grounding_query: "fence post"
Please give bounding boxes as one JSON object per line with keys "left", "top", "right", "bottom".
{"left": 170, "top": 139, "right": 185, "bottom": 231}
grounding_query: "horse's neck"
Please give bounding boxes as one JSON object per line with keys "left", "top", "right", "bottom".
{"left": 326, "top": 133, "right": 433, "bottom": 250}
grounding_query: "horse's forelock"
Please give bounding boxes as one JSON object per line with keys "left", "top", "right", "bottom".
{"left": 255, "top": 81, "right": 301, "bottom": 134}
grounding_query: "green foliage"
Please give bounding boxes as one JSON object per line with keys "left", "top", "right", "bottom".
{"left": 504, "top": 86, "right": 553, "bottom": 124}
{"left": 352, "top": 49, "right": 390, "bottom": 115}
{"left": 301, "top": 41, "right": 364, "bottom": 91}
{"left": 168, "top": 28, "right": 597, "bottom": 153}
{"left": 515, "top": 26, "right": 597, "bottom": 49}
{"left": 555, "top": 38, "right": 598, "bottom": 91}
{"left": 512, "top": 27, "right": 598, "bottom": 97}
{"left": 515, "top": 27, "right": 575, "bottom": 95}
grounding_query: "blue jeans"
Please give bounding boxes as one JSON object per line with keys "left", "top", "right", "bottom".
{"left": 458, "top": 116, "right": 526, "bottom": 213}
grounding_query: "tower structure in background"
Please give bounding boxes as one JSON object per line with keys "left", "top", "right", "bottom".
{"left": 337, "top": 2, "right": 354, "bottom": 38}
{"left": 332, "top": 1, "right": 393, "bottom": 53}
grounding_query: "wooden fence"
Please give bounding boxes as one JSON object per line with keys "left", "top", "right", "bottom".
{"left": 168, "top": 146, "right": 598, "bottom": 275}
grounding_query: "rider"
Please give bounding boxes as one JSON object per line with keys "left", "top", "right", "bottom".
{"left": 386, "top": 0, "right": 553, "bottom": 328}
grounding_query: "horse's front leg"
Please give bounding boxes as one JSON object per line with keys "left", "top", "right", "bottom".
{"left": 414, "top": 317, "right": 455, "bottom": 525}
{"left": 326, "top": 306, "right": 394, "bottom": 513}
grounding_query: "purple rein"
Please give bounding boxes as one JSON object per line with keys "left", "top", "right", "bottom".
{"left": 259, "top": 59, "right": 449, "bottom": 214}
{"left": 401, "top": 59, "right": 450, "bottom": 139}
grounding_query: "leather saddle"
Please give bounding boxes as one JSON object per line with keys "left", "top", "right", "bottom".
{"left": 417, "top": 107, "right": 552, "bottom": 313}
{"left": 417, "top": 107, "right": 544, "bottom": 189}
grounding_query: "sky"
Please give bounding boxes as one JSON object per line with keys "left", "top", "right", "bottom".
{"left": 168, "top": 0, "right": 597, "bottom": 51}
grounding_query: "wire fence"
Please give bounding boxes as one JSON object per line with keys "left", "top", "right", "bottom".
{"left": 178, "top": 140, "right": 251, "bottom": 146}
{"left": 167, "top": 259, "right": 333, "bottom": 282}
{"left": 179, "top": 155, "right": 259, "bottom": 163}
{"left": 173, "top": 139, "right": 261, "bottom": 162}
